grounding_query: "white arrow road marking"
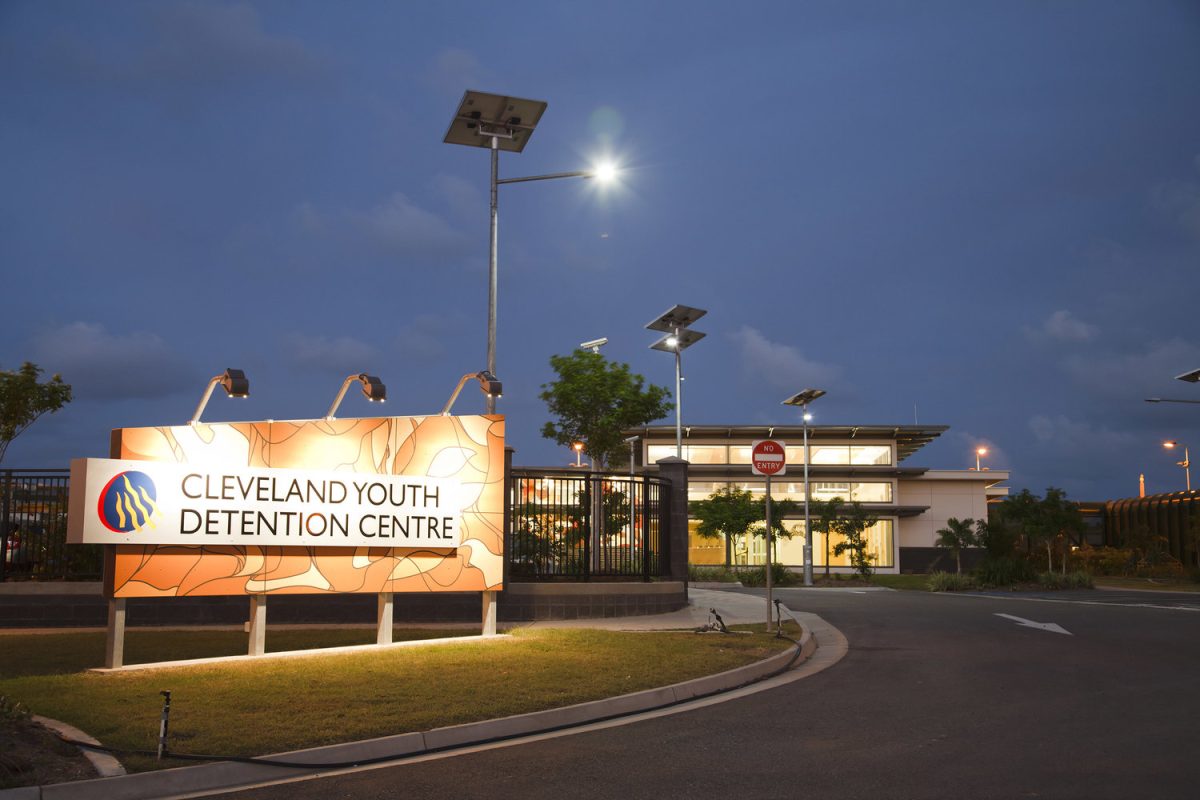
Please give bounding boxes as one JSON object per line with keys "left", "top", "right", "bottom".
{"left": 994, "top": 613, "right": 1072, "bottom": 635}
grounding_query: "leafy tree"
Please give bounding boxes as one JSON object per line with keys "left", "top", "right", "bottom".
{"left": 998, "top": 487, "right": 1085, "bottom": 573}
{"left": 690, "top": 486, "right": 760, "bottom": 567}
{"left": 0, "top": 362, "right": 73, "bottom": 464}
{"left": 540, "top": 351, "right": 671, "bottom": 470}
{"left": 808, "top": 497, "right": 845, "bottom": 577}
{"left": 748, "top": 498, "right": 801, "bottom": 562}
{"left": 935, "top": 517, "right": 978, "bottom": 575}
{"left": 831, "top": 502, "right": 879, "bottom": 579}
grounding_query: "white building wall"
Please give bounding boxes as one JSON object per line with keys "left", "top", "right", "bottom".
{"left": 898, "top": 472, "right": 1007, "bottom": 547}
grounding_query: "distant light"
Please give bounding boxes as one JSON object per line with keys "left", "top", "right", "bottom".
{"left": 665, "top": 335, "right": 679, "bottom": 348}
{"left": 573, "top": 442, "right": 584, "bottom": 452}
{"left": 803, "top": 412, "right": 813, "bottom": 422}
{"left": 977, "top": 447, "right": 988, "bottom": 456}
{"left": 1164, "top": 440, "right": 1178, "bottom": 449}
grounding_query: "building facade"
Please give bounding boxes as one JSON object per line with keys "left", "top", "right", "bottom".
{"left": 626, "top": 425, "right": 1009, "bottom": 574}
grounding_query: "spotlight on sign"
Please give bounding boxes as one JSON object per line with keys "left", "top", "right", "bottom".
{"left": 189, "top": 369, "right": 249, "bottom": 425}
{"left": 326, "top": 374, "right": 387, "bottom": 420}
{"left": 442, "top": 371, "right": 504, "bottom": 415}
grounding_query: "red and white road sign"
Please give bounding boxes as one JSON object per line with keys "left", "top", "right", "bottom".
{"left": 751, "top": 439, "right": 787, "bottom": 477}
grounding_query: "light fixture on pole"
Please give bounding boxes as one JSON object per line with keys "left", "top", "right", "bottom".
{"left": 441, "top": 371, "right": 503, "bottom": 416}
{"left": 975, "top": 447, "right": 988, "bottom": 471}
{"left": 1145, "top": 397, "right": 1200, "bottom": 405}
{"left": 1176, "top": 368, "right": 1200, "bottom": 383}
{"left": 572, "top": 442, "right": 584, "bottom": 468}
{"left": 1163, "top": 440, "right": 1192, "bottom": 492}
{"left": 579, "top": 337, "right": 608, "bottom": 354}
{"left": 444, "top": 90, "right": 618, "bottom": 414}
{"left": 647, "top": 305, "right": 707, "bottom": 458}
{"left": 325, "top": 374, "right": 386, "bottom": 420}
{"left": 783, "top": 388, "right": 826, "bottom": 587}
{"left": 189, "top": 369, "right": 249, "bottom": 425}
{"left": 624, "top": 434, "right": 640, "bottom": 477}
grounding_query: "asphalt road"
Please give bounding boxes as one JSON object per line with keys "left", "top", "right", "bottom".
{"left": 221, "top": 587, "right": 1200, "bottom": 800}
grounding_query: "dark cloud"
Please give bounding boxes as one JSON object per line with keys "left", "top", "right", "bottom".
{"left": 30, "top": 322, "right": 193, "bottom": 401}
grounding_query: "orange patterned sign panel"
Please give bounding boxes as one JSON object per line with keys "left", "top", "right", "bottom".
{"left": 105, "top": 416, "right": 504, "bottom": 598}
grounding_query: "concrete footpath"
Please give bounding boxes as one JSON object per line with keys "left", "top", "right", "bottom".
{"left": 0, "top": 589, "right": 846, "bottom": 800}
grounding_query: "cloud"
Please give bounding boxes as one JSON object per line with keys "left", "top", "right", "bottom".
{"left": 729, "top": 326, "right": 842, "bottom": 390}
{"left": 1029, "top": 414, "right": 1139, "bottom": 452}
{"left": 1151, "top": 177, "right": 1200, "bottom": 239}
{"left": 1062, "top": 338, "right": 1200, "bottom": 396}
{"left": 296, "top": 193, "right": 469, "bottom": 260}
{"left": 13, "top": 1, "right": 327, "bottom": 92}
{"left": 30, "top": 322, "right": 191, "bottom": 400}
{"left": 282, "top": 333, "right": 376, "bottom": 372}
{"left": 426, "top": 49, "right": 486, "bottom": 96}
{"left": 1027, "top": 309, "right": 1098, "bottom": 343}
{"left": 431, "top": 174, "right": 482, "bottom": 219}
{"left": 394, "top": 314, "right": 468, "bottom": 362}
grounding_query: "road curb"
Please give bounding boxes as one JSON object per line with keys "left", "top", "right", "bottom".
{"left": 4, "top": 620, "right": 816, "bottom": 800}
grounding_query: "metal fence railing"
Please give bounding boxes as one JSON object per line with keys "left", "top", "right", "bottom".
{"left": 508, "top": 469, "right": 670, "bottom": 581}
{"left": 1, "top": 469, "right": 101, "bottom": 581}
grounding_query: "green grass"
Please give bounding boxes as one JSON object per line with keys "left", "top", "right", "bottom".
{"left": 0, "top": 625, "right": 793, "bottom": 772}
{"left": 1094, "top": 576, "right": 1200, "bottom": 593}
{"left": 864, "top": 574, "right": 932, "bottom": 591}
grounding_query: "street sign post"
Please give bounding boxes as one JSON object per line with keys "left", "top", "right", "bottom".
{"left": 751, "top": 440, "right": 786, "bottom": 630}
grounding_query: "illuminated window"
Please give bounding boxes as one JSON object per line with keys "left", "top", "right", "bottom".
{"left": 850, "top": 445, "right": 892, "bottom": 465}
{"left": 850, "top": 482, "right": 893, "bottom": 503}
{"left": 646, "top": 444, "right": 728, "bottom": 464}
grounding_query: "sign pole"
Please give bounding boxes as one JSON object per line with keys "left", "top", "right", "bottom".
{"left": 765, "top": 474, "right": 773, "bottom": 631}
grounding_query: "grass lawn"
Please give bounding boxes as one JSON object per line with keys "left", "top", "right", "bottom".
{"left": 863, "top": 574, "right": 932, "bottom": 591}
{"left": 1094, "top": 576, "right": 1200, "bottom": 593}
{"left": 0, "top": 624, "right": 796, "bottom": 773}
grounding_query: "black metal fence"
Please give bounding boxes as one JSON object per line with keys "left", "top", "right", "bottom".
{"left": 509, "top": 468, "right": 670, "bottom": 581}
{"left": 1, "top": 469, "right": 101, "bottom": 581}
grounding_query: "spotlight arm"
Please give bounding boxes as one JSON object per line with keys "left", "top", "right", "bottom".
{"left": 326, "top": 373, "right": 386, "bottom": 420}
{"left": 325, "top": 375, "right": 359, "bottom": 421}
{"left": 442, "top": 371, "right": 502, "bottom": 416}
{"left": 189, "top": 375, "right": 224, "bottom": 426}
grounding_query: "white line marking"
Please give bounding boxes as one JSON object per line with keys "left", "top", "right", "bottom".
{"left": 995, "top": 612, "right": 1071, "bottom": 635}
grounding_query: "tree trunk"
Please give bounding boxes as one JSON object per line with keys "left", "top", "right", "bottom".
{"left": 955, "top": 549, "right": 961, "bottom": 575}
{"left": 724, "top": 533, "right": 731, "bottom": 569}
{"left": 1046, "top": 541, "right": 1053, "bottom": 573}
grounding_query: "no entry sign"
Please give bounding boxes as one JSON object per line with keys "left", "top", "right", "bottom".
{"left": 751, "top": 439, "right": 787, "bottom": 477}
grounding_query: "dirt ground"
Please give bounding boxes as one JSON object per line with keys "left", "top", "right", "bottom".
{"left": 0, "top": 716, "right": 99, "bottom": 789}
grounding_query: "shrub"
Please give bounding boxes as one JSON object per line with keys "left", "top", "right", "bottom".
{"left": 1036, "top": 571, "right": 1094, "bottom": 590}
{"left": 927, "top": 571, "right": 978, "bottom": 592}
{"left": 1070, "top": 545, "right": 1134, "bottom": 576}
{"left": 735, "top": 563, "right": 797, "bottom": 587}
{"left": 688, "top": 565, "right": 738, "bottom": 583}
{"left": 974, "top": 556, "right": 1036, "bottom": 588}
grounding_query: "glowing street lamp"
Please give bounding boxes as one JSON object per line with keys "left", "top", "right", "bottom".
{"left": 783, "top": 388, "right": 826, "bottom": 586}
{"left": 1163, "top": 440, "right": 1192, "bottom": 492}
{"left": 444, "top": 90, "right": 619, "bottom": 414}
{"left": 573, "top": 441, "right": 584, "bottom": 467}
{"left": 189, "top": 369, "right": 248, "bottom": 425}
{"left": 975, "top": 447, "right": 989, "bottom": 471}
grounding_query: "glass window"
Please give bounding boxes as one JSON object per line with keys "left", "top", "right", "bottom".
{"left": 810, "top": 482, "right": 851, "bottom": 503}
{"left": 687, "top": 481, "right": 731, "bottom": 503}
{"left": 810, "top": 519, "right": 895, "bottom": 568}
{"left": 850, "top": 482, "right": 893, "bottom": 503}
{"left": 646, "top": 444, "right": 727, "bottom": 464}
{"left": 850, "top": 445, "right": 892, "bottom": 465}
{"left": 809, "top": 445, "right": 850, "bottom": 464}
{"left": 731, "top": 445, "right": 809, "bottom": 464}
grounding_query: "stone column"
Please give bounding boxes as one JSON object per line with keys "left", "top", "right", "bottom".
{"left": 655, "top": 456, "right": 690, "bottom": 591}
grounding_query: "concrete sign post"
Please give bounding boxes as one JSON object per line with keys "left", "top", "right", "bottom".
{"left": 751, "top": 440, "right": 786, "bottom": 631}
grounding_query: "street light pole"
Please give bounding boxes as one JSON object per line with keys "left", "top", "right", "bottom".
{"left": 674, "top": 329, "right": 683, "bottom": 458}
{"left": 487, "top": 137, "right": 499, "bottom": 414}
{"left": 783, "top": 388, "right": 825, "bottom": 587}
{"left": 647, "top": 305, "right": 707, "bottom": 459}
{"left": 1164, "top": 441, "right": 1191, "bottom": 492}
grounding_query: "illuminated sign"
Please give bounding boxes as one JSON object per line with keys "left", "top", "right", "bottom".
{"left": 69, "top": 458, "right": 464, "bottom": 549}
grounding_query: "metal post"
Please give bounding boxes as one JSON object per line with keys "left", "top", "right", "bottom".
{"left": 248, "top": 595, "right": 266, "bottom": 657}
{"left": 157, "top": 690, "right": 171, "bottom": 760}
{"left": 486, "top": 137, "right": 500, "bottom": 415}
{"left": 765, "top": 474, "right": 773, "bottom": 631}
{"left": 105, "top": 597, "right": 126, "bottom": 669}
{"left": 1185, "top": 447, "right": 1192, "bottom": 493}
{"left": 674, "top": 328, "right": 683, "bottom": 458}
{"left": 376, "top": 592, "right": 393, "bottom": 645}
{"left": 803, "top": 409, "right": 813, "bottom": 586}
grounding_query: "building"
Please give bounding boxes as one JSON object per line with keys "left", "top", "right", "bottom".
{"left": 626, "top": 425, "right": 1009, "bottom": 574}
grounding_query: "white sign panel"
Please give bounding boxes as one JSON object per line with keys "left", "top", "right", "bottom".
{"left": 67, "top": 458, "right": 463, "bottom": 549}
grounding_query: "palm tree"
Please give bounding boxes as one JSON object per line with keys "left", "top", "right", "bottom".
{"left": 935, "top": 517, "right": 978, "bottom": 575}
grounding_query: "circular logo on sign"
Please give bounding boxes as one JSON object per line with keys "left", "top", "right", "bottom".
{"left": 97, "top": 471, "right": 159, "bottom": 533}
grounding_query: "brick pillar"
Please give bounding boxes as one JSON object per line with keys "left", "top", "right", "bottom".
{"left": 655, "top": 457, "right": 690, "bottom": 590}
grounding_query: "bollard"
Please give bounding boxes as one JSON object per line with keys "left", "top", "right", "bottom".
{"left": 157, "top": 690, "right": 171, "bottom": 760}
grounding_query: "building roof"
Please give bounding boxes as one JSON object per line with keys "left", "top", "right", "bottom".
{"left": 623, "top": 425, "right": 949, "bottom": 462}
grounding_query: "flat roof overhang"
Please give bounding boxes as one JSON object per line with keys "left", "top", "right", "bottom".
{"left": 658, "top": 464, "right": 931, "bottom": 479}
{"left": 624, "top": 425, "right": 949, "bottom": 462}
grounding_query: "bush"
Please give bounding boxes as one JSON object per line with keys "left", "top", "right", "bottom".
{"left": 927, "top": 571, "right": 978, "bottom": 592}
{"left": 1036, "top": 571, "right": 1094, "bottom": 590}
{"left": 1070, "top": 545, "right": 1135, "bottom": 576}
{"left": 688, "top": 565, "right": 739, "bottom": 583}
{"left": 974, "top": 556, "right": 1036, "bottom": 588}
{"left": 735, "top": 563, "right": 798, "bottom": 587}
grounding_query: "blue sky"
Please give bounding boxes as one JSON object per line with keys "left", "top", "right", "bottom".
{"left": 2, "top": 0, "right": 1198, "bottom": 500}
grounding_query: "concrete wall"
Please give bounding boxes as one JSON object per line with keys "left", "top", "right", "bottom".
{"left": 898, "top": 473, "right": 1000, "bottom": 548}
